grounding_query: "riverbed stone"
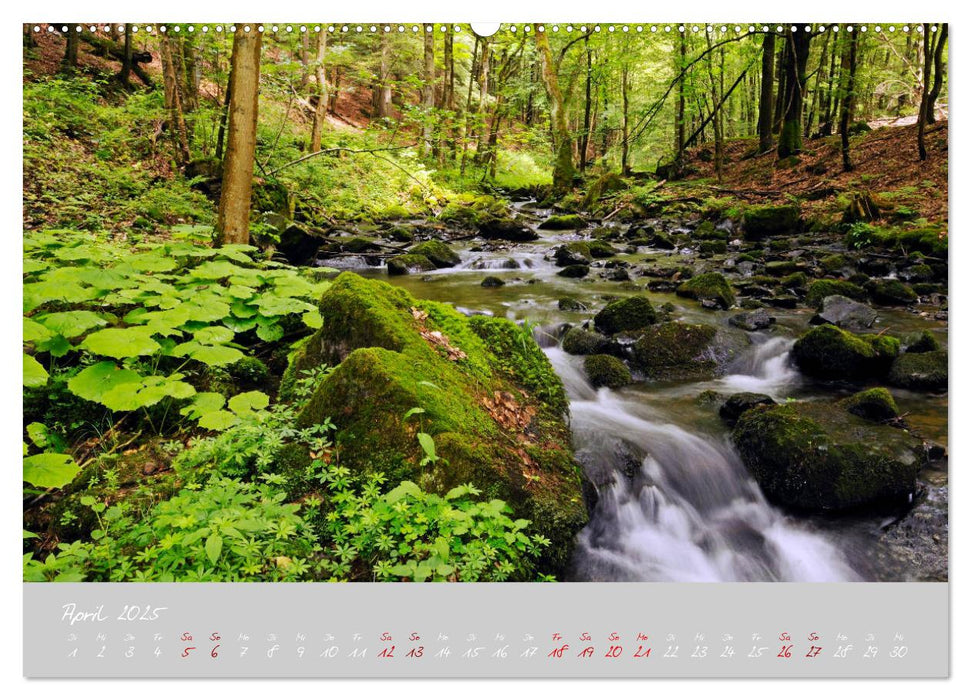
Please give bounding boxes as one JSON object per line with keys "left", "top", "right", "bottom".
{"left": 554, "top": 242, "right": 592, "bottom": 266}
{"left": 478, "top": 216, "right": 539, "bottom": 242}
{"left": 742, "top": 204, "right": 802, "bottom": 239}
{"left": 719, "top": 392, "right": 776, "bottom": 426}
{"left": 480, "top": 276, "right": 505, "bottom": 288}
{"left": 409, "top": 240, "right": 461, "bottom": 268}
{"left": 557, "top": 297, "right": 588, "bottom": 312}
{"left": 584, "top": 354, "right": 633, "bottom": 389}
{"left": 629, "top": 321, "right": 719, "bottom": 380}
{"left": 840, "top": 387, "right": 899, "bottom": 421}
{"left": 888, "top": 350, "right": 948, "bottom": 391}
{"left": 728, "top": 308, "right": 775, "bottom": 331}
{"left": 676, "top": 272, "right": 736, "bottom": 310}
{"left": 810, "top": 295, "right": 879, "bottom": 331}
{"left": 868, "top": 278, "right": 918, "bottom": 306}
{"left": 562, "top": 327, "right": 613, "bottom": 356}
{"left": 905, "top": 330, "right": 941, "bottom": 353}
{"left": 539, "top": 214, "right": 586, "bottom": 230}
{"left": 284, "top": 272, "right": 587, "bottom": 575}
{"left": 791, "top": 324, "right": 899, "bottom": 380}
{"left": 387, "top": 254, "right": 436, "bottom": 276}
{"left": 557, "top": 264, "right": 590, "bottom": 279}
{"left": 593, "top": 296, "right": 657, "bottom": 335}
{"left": 732, "top": 401, "right": 924, "bottom": 512}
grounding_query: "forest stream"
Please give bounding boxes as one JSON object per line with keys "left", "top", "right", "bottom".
{"left": 329, "top": 198, "right": 950, "bottom": 583}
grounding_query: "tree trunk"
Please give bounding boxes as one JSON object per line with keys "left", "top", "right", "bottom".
{"left": 579, "top": 36, "right": 593, "bottom": 172}
{"left": 422, "top": 24, "right": 436, "bottom": 157}
{"left": 159, "top": 36, "right": 192, "bottom": 168}
{"left": 372, "top": 33, "right": 392, "bottom": 119}
{"left": 309, "top": 30, "right": 328, "bottom": 153}
{"left": 756, "top": 32, "right": 776, "bottom": 151}
{"left": 217, "top": 27, "right": 262, "bottom": 246}
{"left": 215, "top": 62, "right": 233, "bottom": 162}
{"left": 119, "top": 24, "right": 132, "bottom": 85}
{"left": 62, "top": 29, "right": 79, "bottom": 70}
{"left": 819, "top": 28, "right": 839, "bottom": 136}
{"left": 839, "top": 27, "right": 859, "bottom": 171}
{"left": 918, "top": 24, "right": 932, "bottom": 160}
{"left": 181, "top": 35, "right": 200, "bottom": 112}
{"left": 675, "top": 32, "right": 687, "bottom": 160}
{"left": 621, "top": 62, "right": 631, "bottom": 176}
{"left": 926, "top": 24, "right": 948, "bottom": 124}
{"left": 441, "top": 28, "right": 455, "bottom": 163}
{"left": 460, "top": 37, "right": 480, "bottom": 175}
{"left": 772, "top": 38, "right": 787, "bottom": 134}
{"left": 777, "top": 26, "right": 812, "bottom": 158}
{"left": 474, "top": 39, "right": 491, "bottom": 158}
{"left": 535, "top": 25, "right": 575, "bottom": 193}
{"left": 806, "top": 30, "right": 830, "bottom": 138}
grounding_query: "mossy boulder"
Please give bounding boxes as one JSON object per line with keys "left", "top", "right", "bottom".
{"left": 539, "top": 214, "right": 586, "bottom": 230}
{"left": 587, "top": 240, "right": 618, "bottom": 258}
{"left": 561, "top": 327, "right": 613, "bottom": 356}
{"left": 341, "top": 237, "right": 382, "bottom": 254}
{"left": 840, "top": 387, "right": 899, "bottom": 422}
{"left": 905, "top": 330, "right": 941, "bottom": 354}
{"left": 779, "top": 271, "right": 808, "bottom": 290}
{"left": 479, "top": 216, "right": 539, "bottom": 242}
{"left": 287, "top": 273, "right": 587, "bottom": 575}
{"left": 480, "top": 276, "right": 505, "bottom": 288}
{"left": 630, "top": 321, "right": 719, "bottom": 380}
{"left": 888, "top": 350, "right": 948, "bottom": 391}
{"left": 593, "top": 296, "right": 657, "bottom": 335}
{"left": 409, "top": 240, "right": 461, "bottom": 268}
{"left": 819, "top": 254, "right": 848, "bottom": 273}
{"left": 764, "top": 260, "right": 802, "bottom": 276}
{"left": 806, "top": 279, "right": 868, "bottom": 307}
{"left": 558, "top": 297, "right": 588, "bottom": 312}
{"left": 719, "top": 392, "right": 776, "bottom": 426}
{"left": 387, "top": 254, "right": 436, "bottom": 276}
{"left": 732, "top": 401, "right": 924, "bottom": 511}
{"left": 791, "top": 325, "right": 899, "bottom": 380}
{"left": 557, "top": 264, "right": 590, "bottom": 279}
{"left": 554, "top": 241, "right": 592, "bottom": 266}
{"left": 676, "top": 272, "right": 736, "bottom": 310}
{"left": 868, "top": 279, "right": 918, "bottom": 306}
{"left": 583, "top": 354, "right": 632, "bottom": 389}
{"left": 742, "top": 205, "right": 802, "bottom": 239}
{"left": 699, "top": 240, "right": 728, "bottom": 255}
{"left": 810, "top": 295, "right": 879, "bottom": 331}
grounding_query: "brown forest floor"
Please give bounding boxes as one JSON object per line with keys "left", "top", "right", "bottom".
{"left": 677, "top": 121, "right": 948, "bottom": 227}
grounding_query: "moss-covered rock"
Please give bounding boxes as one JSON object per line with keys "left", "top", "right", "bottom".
{"left": 587, "top": 240, "right": 618, "bottom": 258}
{"left": 554, "top": 241, "right": 592, "bottom": 266}
{"left": 764, "top": 260, "right": 801, "bottom": 276}
{"left": 287, "top": 273, "right": 587, "bottom": 574}
{"left": 557, "top": 264, "right": 590, "bottom": 278}
{"left": 732, "top": 401, "right": 924, "bottom": 511}
{"left": 791, "top": 325, "right": 899, "bottom": 380}
{"left": 340, "top": 237, "right": 382, "bottom": 254}
{"left": 840, "top": 387, "right": 899, "bottom": 421}
{"left": 868, "top": 279, "right": 918, "bottom": 306}
{"left": 583, "top": 354, "right": 632, "bottom": 389}
{"left": 480, "top": 276, "right": 505, "bottom": 287}
{"left": 810, "top": 295, "right": 878, "bottom": 331}
{"left": 806, "top": 279, "right": 868, "bottom": 307}
{"left": 594, "top": 296, "right": 657, "bottom": 335}
{"left": 779, "top": 271, "right": 808, "bottom": 290}
{"left": 409, "top": 240, "right": 461, "bottom": 268}
{"left": 539, "top": 214, "right": 586, "bottom": 230}
{"left": 676, "top": 272, "right": 736, "bottom": 310}
{"left": 742, "top": 204, "right": 802, "bottom": 239}
{"left": 387, "top": 254, "right": 436, "bottom": 276}
{"left": 905, "top": 330, "right": 941, "bottom": 354}
{"left": 699, "top": 240, "right": 728, "bottom": 255}
{"left": 561, "top": 327, "right": 613, "bottom": 356}
{"left": 557, "top": 297, "right": 588, "bottom": 312}
{"left": 888, "top": 350, "right": 948, "bottom": 391}
{"left": 820, "top": 253, "right": 848, "bottom": 273}
{"left": 719, "top": 392, "right": 776, "bottom": 426}
{"left": 630, "top": 321, "right": 719, "bottom": 380}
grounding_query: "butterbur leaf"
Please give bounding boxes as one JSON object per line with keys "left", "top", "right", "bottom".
{"left": 205, "top": 534, "right": 223, "bottom": 565}
{"left": 37, "top": 310, "right": 108, "bottom": 338}
{"left": 198, "top": 410, "right": 238, "bottom": 431}
{"left": 180, "top": 392, "right": 226, "bottom": 420}
{"left": 67, "top": 362, "right": 142, "bottom": 404}
{"left": 81, "top": 327, "right": 160, "bottom": 359}
{"left": 385, "top": 481, "right": 422, "bottom": 503}
{"left": 23, "top": 353, "right": 48, "bottom": 387}
{"left": 23, "top": 453, "right": 80, "bottom": 489}
{"left": 192, "top": 326, "right": 235, "bottom": 345}
{"left": 228, "top": 391, "right": 270, "bottom": 415}
{"left": 189, "top": 344, "right": 245, "bottom": 367}
{"left": 302, "top": 308, "right": 323, "bottom": 329}
{"left": 256, "top": 322, "right": 284, "bottom": 342}
{"left": 23, "top": 317, "right": 53, "bottom": 343}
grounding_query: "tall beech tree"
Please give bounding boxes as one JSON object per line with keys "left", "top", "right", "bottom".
{"left": 217, "top": 27, "right": 262, "bottom": 246}
{"left": 309, "top": 30, "right": 328, "bottom": 153}
{"left": 756, "top": 31, "right": 775, "bottom": 152}
{"left": 534, "top": 25, "right": 574, "bottom": 194}
{"left": 777, "top": 26, "right": 812, "bottom": 158}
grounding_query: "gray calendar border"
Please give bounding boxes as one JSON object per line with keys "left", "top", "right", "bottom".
{"left": 23, "top": 582, "right": 948, "bottom": 678}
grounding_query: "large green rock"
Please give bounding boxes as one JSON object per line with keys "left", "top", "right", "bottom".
{"left": 286, "top": 273, "right": 587, "bottom": 575}
{"left": 676, "top": 272, "right": 736, "bottom": 310}
{"left": 742, "top": 204, "right": 802, "bottom": 239}
{"left": 539, "top": 214, "right": 586, "bottom": 230}
{"left": 387, "top": 254, "right": 435, "bottom": 276}
{"left": 409, "top": 240, "right": 461, "bottom": 268}
{"left": 840, "top": 387, "right": 899, "bottom": 421}
{"left": 868, "top": 279, "right": 918, "bottom": 306}
{"left": 888, "top": 350, "right": 948, "bottom": 391}
{"left": 732, "top": 401, "right": 924, "bottom": 511}
{"left": 806, "top": 279, "right": 868, "bottom": 307}
{"left": 583, "top": 354, "right": 632, "bottom": 388}
{"left": 791, "top": 324, "right": 899, "bottom": 380}
{"left": 593, "top": 296, "right": 657, "bottom": 335}
{"left": 630, "top": 321, "right": 719, "bottom": 380}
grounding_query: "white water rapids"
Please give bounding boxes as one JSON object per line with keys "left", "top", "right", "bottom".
{"left": 544, "top": 338, "right": 859, "bottom": 583}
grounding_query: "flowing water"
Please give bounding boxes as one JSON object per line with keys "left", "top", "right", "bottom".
{"left": 342, "top": 200, "right": 948, "bottom": 582}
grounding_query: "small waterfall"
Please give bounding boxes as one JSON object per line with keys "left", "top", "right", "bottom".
{"left": 718, "top": 334, "right": 800, "bottom": 397}
{"left": 545, "top": 344, "right": 858, "bottom": 583}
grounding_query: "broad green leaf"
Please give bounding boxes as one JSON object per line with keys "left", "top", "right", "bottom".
{"left": 228, "top": 391, "right": 269, "bottom": 415}
{"left": 385, "top": 481, "right": 422, "bottom": 503}
{"left": 23, "top": 453, "right": 80, "bottom": 489}
{"left": 182, "top": 300, "right": 231, "bottom": 323}
{"left": 23, "top": 317, "right": 53, "bottom": 343}
{"left": 23, "top": 353, "right": 48, "bottom": 387}
{"left": 81, "top": 327, "right": 160, "bottom": 359}
{"left": 37, "top": 310, "right": 108, "bottom": 338}
{"left": 255, "top": 295, "right": 313, "bottom": 317}
{"left": 188, "top": 344, "right": 244, "bottom": 367}
{"left": 204, "top": 534, "right": 223, "bottom": 565}
{"left": 230, "top": 300, "right": 259, "bottom": 318}
{"left": 302, "top": 308, "right": 323, "bottom": 329}
{"left": 67, "top": 362, "right": 142, "bottom": 404}
{"left": 23, "top": 280, "right": 99, "bottom": 312}
{"left": 417, "top": 432, "right": 437, "bottom": 461}
{"left": 198, "top": 410, "right": 238, "bottom": 431}
{"left": 193, "top": 326, "right": 235, "bottom": 345}
{"left": 179, "top": 392, "right": 226, "bottom": 420}
{"left": 191, "top": 261, "right": 249, "bottom": 280}
{"left": 255, "top": 322, "right": 284, "bottom": 343}
{"left": 122, "top": 253, "right": 179, "bottom": 273}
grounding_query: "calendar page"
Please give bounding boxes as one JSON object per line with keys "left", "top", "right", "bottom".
{"left": 20, "top": 14, "right": 949, "bottom": 680}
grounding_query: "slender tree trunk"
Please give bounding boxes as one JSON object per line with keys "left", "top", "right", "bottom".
{"left": 926, "top": 24, "right": 948, "bottom": 123}
{"left": 61, "top": 29, "right": 79, "bottom": 70}
{"left": 441, "top": 29, "right": 455, "bottom": 163}
{"left": 806, "top": 31, "right": 830, "bottom": 137}
{"left": 579, "top": 36, "right": 593, "bottom": 172}
{"left": 819, "top": 28, "right": 839, "bottom": 136}
{"left": 181, "top": 35, "right": 200, "bottom": 112}
{"left": 535, "top": 25, "right": 575, "bottom": 193}
{"left": 309, "top": 31, "right": 328, "bottom": 153}
{"left": 918, "top": 24, "right": 932, "bottom": 160}
{"left": 839, "top": 28, "right": 859, "bottom": 171}
{"left": 777, "top": 26, "right": 812, "bottom": 158}
{"left": 460, "top": 37, "right": 479, "bottom": 175}
{"left": 119, "top": 24, "right": 132, "bottom": 85}
{"left": 217, "top": 27, "right": 262, "bottom": 245}
{"left": 215, "top": 62, "right": 233, "bottom": 162}
{"left": 757, "top": 32, "right": 776, "bottom": 151}
{"left": 620, "top": 62, "right": 631, "bottom": 175}
{"left": 372, "top": 33, "right": 391, "bottom": 119}
{"left": 422, "top": 24, "right": 436, "bottom": 157}
{"left": 159, "top": 36, "right": 191, "bottom": 168}
{"left": 474, "top": 39, "right": 491, "bottom": 158}
{"left": 773, "top": 38, "right": 787, "bottom": 134}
